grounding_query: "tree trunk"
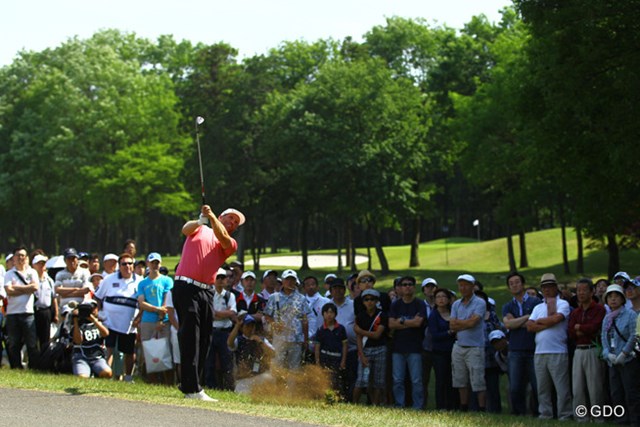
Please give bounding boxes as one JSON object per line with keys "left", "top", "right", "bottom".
{"left": 346, "top": 221, "right": 353, "bottom": 269}
{"left": 607, "top": 232, "right": 620, "bottom": 280}
{"left": 372, "top": 228, "right": 389, "bottom": 275}
{"left": 409, "top": 216, "right": 421, "bottom": 268}
{"left": 519, "top": 229, "right": 529, "bottom": 268}
{"left": 300, "top": 216, "right": 309, "bottom": 270}
{"left": 576, "top": 226, "right": 584, "bottom": 275}
{"left": 337, "top": 225, "right": 343, "bottom": 273}
{"left": 507, "top": 233, "right": 517, "bottom": 272}
{"left": 560, "top": 206, "right": 570, "bottom": 275}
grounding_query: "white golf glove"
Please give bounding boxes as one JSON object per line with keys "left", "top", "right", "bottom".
{"left": 607, "top": 353, "right": 617, "bottom": 364}
{"left": 614, "top": 352, "right": 628, "bottom": 365}
{"left": 197, "top": 213, "right": 209, "bottom": 225}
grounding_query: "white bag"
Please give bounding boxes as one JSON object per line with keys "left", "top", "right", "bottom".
{"left": 142, "top": 337, "right": 173, "bottom": 373}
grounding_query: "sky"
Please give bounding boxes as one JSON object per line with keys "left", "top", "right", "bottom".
{"left": 1, "top": 0, "right": 512, "bottom": 66}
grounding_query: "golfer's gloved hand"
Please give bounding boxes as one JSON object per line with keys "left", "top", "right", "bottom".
{"left": 614, "top": 352, "right": 628, "bottom": 365}
{"left": 607, "top": 353, "right": 617, "bottom": 364}
{"left": 197, "top": 213, "right": 209, "bottom": 225}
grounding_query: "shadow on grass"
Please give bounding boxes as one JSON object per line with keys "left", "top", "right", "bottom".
{"left": 64, "top": 387, "right": 87, "bottom": 395}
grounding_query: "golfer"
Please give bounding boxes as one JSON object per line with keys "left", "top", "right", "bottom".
{"left": 172, "top": 204, "right": 245, "bottom": 401}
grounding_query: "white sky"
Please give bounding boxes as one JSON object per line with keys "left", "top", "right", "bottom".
{"left": 1, "top": 0, "right": 512, "bottom": 66}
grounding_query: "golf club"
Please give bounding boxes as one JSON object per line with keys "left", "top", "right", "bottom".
{"left": 195, "top": 116, "right": 209, "bottom": 225}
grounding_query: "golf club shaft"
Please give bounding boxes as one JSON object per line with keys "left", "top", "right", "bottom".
{"left": 195, "top": 117, "right": 205, "bottom": 205}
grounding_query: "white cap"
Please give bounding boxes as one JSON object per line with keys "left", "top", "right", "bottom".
{"left": 241, "top": 271, "right": 256, "bottom": 280}
{"left": 32, "top": 254, "right": 48, "bottom": 265}
{"left": 220, "top": 208, "right": 246, "bottom": 226}
{"left": 103, "top": 253, "right": 118, "bottom": 262}
{"left": 457, "top": 274, "right": 476, "bottom": 284}
{"left": 488, "top": 297, "right": 496, "bottom": 306}
{"left": 216, "top": 267, "right": 228, "bottom": 278}
{"left": 421, "top": 278, "right": 438, "bottom": 288}
{"left": 262, "top": 269, "right": 277, "bottom": 280}
{"left": 282, "top": 269, "right": 298, "bottom": 280}
{"left": 488, "top": 330, "right": 506, "bottom": 342}
{"left": 613, "top": 271, "right": 631, "bottom": 282}
{"left": 5, "top": 254, "right": 13, "bottom": 262}
{"left": 324, "top": 273, "right": 337, "bottom": 282}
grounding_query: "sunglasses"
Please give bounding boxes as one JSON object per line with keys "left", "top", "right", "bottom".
{"left": 362, "top": 297, "right": 377, "bottom": 302}
{"left": 120, "top": 262, "right": 134, "bottom": 266}
{"left": 359, "top": 277, "right": 374, "bottom": 283}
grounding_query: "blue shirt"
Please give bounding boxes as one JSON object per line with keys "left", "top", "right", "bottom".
{"left": 429, "top": 309, "right": 455, "bottom": 352}
{"left": 601, "top": 308, "right": 638, "bottom": 364}
{"left": 264, "top": 290, "right": 311, "bottom": 343}
{"left": 137, "top": 275, "right": 173, "bottom": 323}
{"left": 502, "top": 295, "right": 541, "bottom": 351}
{"left": 451, "top": 294, "right": 486, "bottom": 347}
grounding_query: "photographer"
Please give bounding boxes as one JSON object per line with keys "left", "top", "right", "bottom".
{"left": 72, "top": 300, "right": 112, "bottom": 379}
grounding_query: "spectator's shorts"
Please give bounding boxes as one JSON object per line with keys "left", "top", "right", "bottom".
{"left": 451, "top": 343, "right": 486, "bottom": 391}
{"left": 72, "top": 353, "right": 110, "bottom": 377}
{"left": 105, "top": 330, "right": 137, "bottom": 354}
{"left": 139, "top": 322, "right": 170, "bottom": 341}
{"left": 355, "top": 345, "right": 386, "bottom": 389}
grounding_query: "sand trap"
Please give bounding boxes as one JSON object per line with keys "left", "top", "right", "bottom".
{"left": 244, "top": 254, "right": 368, "bottom": 269}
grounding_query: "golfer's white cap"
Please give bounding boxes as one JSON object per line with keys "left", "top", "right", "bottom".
{"left": 220, "top": 208, "right": 245, "bottom": 225}
{"left": 32, "top": 254, "right": 48, "bottom": 265}
{"left": 103, "top": 253, "right": 118, "bottom": 262}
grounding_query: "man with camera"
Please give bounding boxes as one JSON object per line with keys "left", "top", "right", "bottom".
{"left": 72, "top": 300, "right": 112, "bottom": 379}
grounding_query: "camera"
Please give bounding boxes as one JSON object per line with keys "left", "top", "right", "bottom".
{"left": 77, "top": 303, "right": 94, "bottom": 320}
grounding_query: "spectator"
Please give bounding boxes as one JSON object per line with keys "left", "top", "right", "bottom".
{"left": 526, "top": 286, "right": 542, "bottom": 300}
{"left": 134, "top": 259, "right": 146, "bottom": 278}
{"left": 227, "top": 314, "right": 274, "bottom": 390}
{"left": 624, "top": 278, "right": 640, "bottom": 313}
{"left": 353, "top": 270, "right": 391, "bottom": 316}
{"left": 236, "top": 271, "right": 266, "bottom": 322}
{"left": 95, "top": 252, "right": 142, "bottom": 383}
{"left": 71, "top": 300, "right": 112, "bottom": 379}
{"left": 594, "top": 278, "right": 609, "bottom": 303}
{"left": 388, "top": 275, "right": 426, "bottom": 409}
{"left": 450, "top": 274, "right": 486, "bottom": 412}
{"left": 55, "top": 248, "right": 93, "bottom": 308}
{"left": 1, "top": 246, "right": 39, "bottom": 369}
{"left": 346, "top": 273, "right": 359, "bottom": 301}
{"left": 502, "top": 271, "right": 541, "bottom": 416}
{"left": 101, "top": 253, "right": 118, "bottom": 277}
{"left": 353, "top": 289, "right": 387, "bottom": 405}
{"left": 330, "top": 277, "right": 357, "bottom": 401}
{"left": 137, "top": 252, "right": 173, "bottom": 384}
{"left": 303, "top": 275, "right": 330, "bottom": 363}
{"left": 313, "top": 302, "right": 347, "bottom": 396}
{"left": 264, "top": 269, "right": 311, "bottom": 370}
{"left": 228, "top": 260, "right": 244, "bottom": 293}
{"left": 205, "top": 267, "right": 237, "bottom": 390}
{"left": 526, "top": 273, "right": 572, "bottom": 420}
{"left": 259, "top": 270, "right": 278, "bottom": 301}
{"left": 323, "top": 273, "right": 337, "bottom": 298}
{"left": 601, "top": 284, "right": 639, "bottom": 425}
{"left": 476, "top": 290, "right": 506, "bottom": 413}
{"left": 420, "top": 277, "right": 438, "bottom": 408}
{"left": 123, "top": 239, "right": 137, "bottom": 258}
{"left": 88, "top": 254, "right": 101, "bottom": 275}
{"left": 568, "top": 278, "right": 606, "bottom": 422}
{"left": 32, "top": 254, "right": 58, "bottom": 350}
{"left": 429, "top": 287, "right": 458, "bottom": 410}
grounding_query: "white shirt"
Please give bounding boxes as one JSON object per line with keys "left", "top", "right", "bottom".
{"left": 95, "top": 272, "right": 141, "bottom": 334}
{"left": 529, "top": 297, "right": 571, "bottom": 354}
{"left": 306, "top": 292, "right": 330, "bottom": 342}
{"left": 213, "top": 289, "right": 236, "bottom": 329}
{"left": 3, "top": 267, "right": 39, "bottom": 315}
{"left": 334, "top": 298, "right": 357, "bottom": 351}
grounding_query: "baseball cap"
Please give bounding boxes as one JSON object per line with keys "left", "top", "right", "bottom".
{"left": 78, "top": 252, "right": 90, "bottom": 260}
{"left": 630, "top": 278, "right": 640, "bottom": 288}
{"left": 361, "top": 289, "right": 380, "bottom": 299}
{"left": 330, "top": 277, "right": 346, "bottom": 288}
{"left": 147, "top": 252, "right": 162, "bottom": 262}
{"left": 241, "top": 271, "right": 256, "bottom": 280}
{"left": 421, "top": 278, "right": 438, "bottom": 288}
{"left": 262, "top": 269, "right": 278, "bottom": 280}
{"left": 540, "top": 273, "right": 558, "bottom": 286}
{"left": 216, "top": 267, "right": 228, "bottom": 278}
{"left": 613, "top": 271, "right": 631, "bottom": 282}
{"left": 457, "top": 274, "right": 475, "bottom": 284}
{"left": 489, "top": 330, "right": 506, "bottom": 342}
{"left": 103, "top": 253, "right": 118, "bottom": 262}
{"left": 32, "top": 254, "right": 48, "bottom": 265}
{"left": 324, "top": 273, "right": 338, "bottom": 283}
{"left": 282, "top": 269, "right": 298, "bottom": 280}
{"left": 89, "top": 273, "right": 103, "bottom": 281}
{"left": 230, "top": 260, "right": 244, "bottom": 270}
{"left": 5, "top": 253, "right": 13, "bottom": 262}
{"left": 63, "top": 248, "right": 79, "bottom": 259}
{"left": 220, "top": 208, "right": 246, "bottom": 226}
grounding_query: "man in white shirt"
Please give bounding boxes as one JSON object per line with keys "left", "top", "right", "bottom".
{"left": 303, "top": 275, "right": 330, "bottom": 362}
{"left": 526, "top": 273, "right": 572, "bottom": 420}
{"left": 1, "top": 246, "right": 39, "bottom": 369}
{"left": 204, "top": 268, "right": 237, "bottom": 390}
{"left": 94, "top": 253, "right": 141, "bottom": 383}
{"left": 55, "top": 248, "right": 92, "bottom": 308}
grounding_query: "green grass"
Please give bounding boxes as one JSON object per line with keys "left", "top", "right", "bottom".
{"left": 0, "top": 369, "right": 569, "bottom": 427}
